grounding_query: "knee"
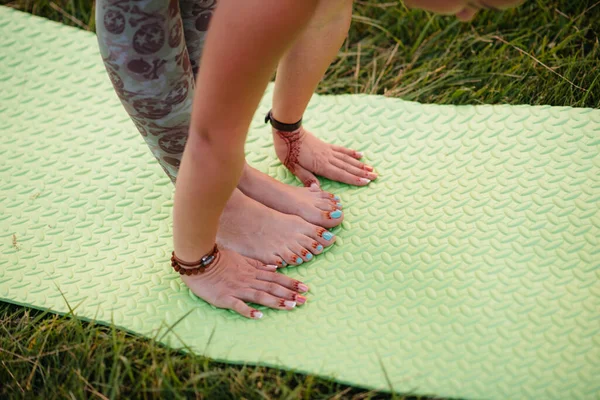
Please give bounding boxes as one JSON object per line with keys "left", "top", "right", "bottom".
{"left": 310, "top": 0, "right": 353, "bottom": 30}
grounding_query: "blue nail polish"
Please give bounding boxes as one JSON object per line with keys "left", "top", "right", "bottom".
{"left": 316, "top": 245, "right": 323, "bottom": 252}
{"left": 295, "top": 257, "right": 303, "bottom": 264}
{"left": 330, "top": 210, "right": 342, "bottom": 219}
{"left": 336, "top": 202, "right": 342, "bottom": 208}
{"left": 306, "top": 253, "right": 313, "bottom": 260}
{"left": 322, "top": 231, "right": 334, "bottom": 241}
{"left": 281, "top": 261, "right": 287, "bottom": 267}
{"left": 333, "top": 195, "right": 340, "bottom": 201}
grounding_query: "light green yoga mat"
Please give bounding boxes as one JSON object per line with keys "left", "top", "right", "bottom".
{"left": 1, "top": 6, "right": 599, "bottom": 399}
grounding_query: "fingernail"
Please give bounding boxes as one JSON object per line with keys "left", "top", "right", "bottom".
{"left": 296, "top": 295, "right": 307, "bottom": 305}
{"left": 333, "top": 195, "right": 340, "bottom": 201}
{"left": 322, "top": 231, "right": 334, "bottom": 241}
{"left": 295, "top": 257, "right": 303, "bottom": 265}
{"left": 336, "top": 202, "right": 343, "bottom": 209}
{"left": 265, "top": 264, "right": 277, "bottom": 271}
{"left": 310, "top": 183, "right": 319, "bottom": 189}
{"left": 298, "top": 283, "right": 309, "bottom": 292}
{"left": 251, "top": 310, "right": 263, "bottom": 319}
{"left": 284, "top": 300, "right": 296, "bottom": 308}
{"left": 329, "top": 210, "right": 342, "bottom": 219}
{"left": 364, "top": 165, "right": 374, "bottom": 172}
{"left": 359, "top": 178, "right": 371, "bottom": 184}
{"left": 316, "top": 244, "right": 323, "bottom": 252}
{"left": 281, "top": 261, "right": 287, "bottom": 267}
{"left": 356, "top": 152, "right": 364, "bottom": 157}
{"left": 306, "top": 253, "right": 313, "bottom": 261}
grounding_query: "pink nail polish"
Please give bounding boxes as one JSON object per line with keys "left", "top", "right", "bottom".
{"left": 297, "top": 283, "right": 309, "bottom": 293}
{"left": 296, "top": 295, "right": 307, "bottom": 305}
{"left": 359, "top": 178, "right": 371, "bottom": 184}
{"left": 364, "top": 165, "right": 374, "bottom": 172}
{"left": 265, "top": 264, "right": 277, "bottom": 271}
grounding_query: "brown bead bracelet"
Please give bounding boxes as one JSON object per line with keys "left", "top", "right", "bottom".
{"left": 171, "top": 244, "right": 219, "bottom": 275}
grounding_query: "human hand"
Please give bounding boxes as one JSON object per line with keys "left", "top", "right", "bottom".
{"left": 180, "top": 248, "right": 309, "bottom": 319}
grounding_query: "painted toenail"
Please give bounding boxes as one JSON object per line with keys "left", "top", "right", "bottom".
{"left": 316, "top": 244, "right": 323, "bottom": 252}
{"left": 295, "top": 257, "right": 303, "bottom": 264}
{"left": 297, "top": 283, "right": 309, "bottom": 292}
{"left": 296, "top": 295, "right": 307, "bottom": 305}
{"left": 330, "top": 210, "right": 342, "bottom": 219}
{"left": 356, "top": 151, "right": 364, "bottom": 157}
{"left": 281, "top": 261, "right": 287, "bottom": 267}
{"left": 306, "top": 253, "right": 313, "bottom": 260}
{"left": 322, "top": 231, "right": 334, "bottom": 241}
{"left": 284, "top": 300, "right": 296, "bottom": 308}
{"left": 333, "top": 195, "right": 340, "bottom": 201}
{"left": 251, "top": 310, "right": 263, "bottom": 319}
{"left": 336, "top": 202, "right": 342, "bottom": 208}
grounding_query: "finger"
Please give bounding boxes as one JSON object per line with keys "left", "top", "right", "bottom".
{"left": 243, "top": 256, "right": 277, "bottom": 271}
{"left": 330, "top": 158, "right": 377, "bottom": 181}
{"left": 250, "top": 280, "right": 306, "bottom": 305}
{"left": 333, "top": 151, "right": 374, "bottom": 172}
{"left": 225, "top": 297, "right": 264, "bottom": 319}
{"left": 241, "top": 289, "right": 297, "bottom": 310}
{"left": 255, "top": 269, "right": 310, "bottom": 293}
{"left": 294, "top": 164, "right": 320, "bottom": 188}
{"left": 332, "top": 144, "right": 363, "bottom": 159}
{"left": 323, "top": 161, "right": 371, "bottom": 186}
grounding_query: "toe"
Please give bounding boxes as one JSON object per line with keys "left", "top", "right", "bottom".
{"left": 316, "top": 200, "right": 340, "bottom": 212}
{"left": 277, "top": 249, "right": 302, "bottom": 266}
{"left": 289, "top": 242, "right": 313, "bottom": 263}
{"left": 299, "top": 235, "right": 324, "bottom": 255}
{"left": 308, "top": 226, "right": 336, "bottom": 247}
{"left": 319, "top": 191, "right": 337, "bottom": 200}
{"left": 323, "top": 209, "right": 343, "bottom": 223}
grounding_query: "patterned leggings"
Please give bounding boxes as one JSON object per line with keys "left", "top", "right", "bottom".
{"left": 96, "top": 0, "right": 216, "bottom": 185}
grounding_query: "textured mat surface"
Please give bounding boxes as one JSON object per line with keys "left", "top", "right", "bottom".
{"left": 1, "top": 6, "right": 599, "bottom": 400}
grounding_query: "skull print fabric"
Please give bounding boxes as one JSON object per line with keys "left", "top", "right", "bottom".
{"left": 96, "top": 0, "right": 215, "bottom": 184}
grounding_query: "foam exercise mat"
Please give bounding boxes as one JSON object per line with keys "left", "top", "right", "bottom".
{"left": 0, "top": 7, "right": 599, "bottom": 400}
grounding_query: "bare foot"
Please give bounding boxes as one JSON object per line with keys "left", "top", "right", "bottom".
{"left": 272, "top": 126, "right": 378, "bottom": 187}
{"left": 180, "top": 248, "right": 310, "bottom": 319}
{"left": 216, "top": 188, "right": 337, "bottom": 268}
{"left": 237, "top": 163, "right": 344, "bottom": 229}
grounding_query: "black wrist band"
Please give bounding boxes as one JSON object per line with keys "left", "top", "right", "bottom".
{"left": 264, "top": 109, "right": 302, "bottom": 132}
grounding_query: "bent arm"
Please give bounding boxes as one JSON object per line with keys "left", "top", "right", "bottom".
{"left": 173, "top": 0, "right": 319, "bottom": 261}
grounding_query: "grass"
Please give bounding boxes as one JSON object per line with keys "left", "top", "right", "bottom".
{"left": 0, "top": 0, "right": 598, "bottom": 398}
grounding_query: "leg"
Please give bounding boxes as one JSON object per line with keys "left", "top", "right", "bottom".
{"left": 272, "top": 0, "right": 352, "bottom": 123}
{"left": 96, "top": 0, "right": 196, "bottom": 184}
{"left": 180, "top": 0, "right": 345, "bottom": 227}
{"left": 269, "top": 0, "right": 378, "bottom": 187}
{"left": 96, "top": 0, "right": 337, "bottom": 267}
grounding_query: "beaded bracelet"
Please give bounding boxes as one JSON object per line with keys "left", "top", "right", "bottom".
{"left": 171, "top": 244, "right": 219, "bottom": 275}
